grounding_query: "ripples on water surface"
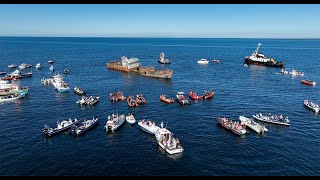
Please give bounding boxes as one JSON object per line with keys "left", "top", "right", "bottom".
{"left": 0, "top": 37, "right": 320, "bottom": 175}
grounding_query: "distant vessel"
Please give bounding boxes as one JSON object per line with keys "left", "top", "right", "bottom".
{"left": 107, "top": 56, "right": 173, "bottom": 79}
{"left": 158, "top": 53, "right": 170, "bottom": 64}
{"left": 8, "top": 64, "right": 18, "bottom": 68}
{"left": 244, "top": 43, "right": 284, "bottom": 68}
{"left": 35, "top": 63, "right": 42, "bottom": 69}
{"left": 19, "top": 63, "right": 32, "bottom": 69}
{"left": 0, "top": 72, "right": 6, "bottom": 75}
{"left": 197, "top": 58, "right": 209, "bottom": 64}
{"left": 301, "top": 79, "right": 316, "bottom": 86}
{"left": 48, "top": 60, "right": 54, "bottom": 64}
{"left": 289, "top": 69, "right": 304, "bottom": 76}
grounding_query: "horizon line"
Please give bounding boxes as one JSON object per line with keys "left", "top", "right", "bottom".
{"left": 1, "top": 36, "right": 320, "bottom": 40}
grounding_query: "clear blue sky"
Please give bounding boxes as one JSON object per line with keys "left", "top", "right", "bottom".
{"left": 0, "top": 4, "right": 319, "bottom": 38}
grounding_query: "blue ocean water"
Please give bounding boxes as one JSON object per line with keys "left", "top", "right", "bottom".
{"left": 0, "top": 37, "right": 320, "bottom": 176}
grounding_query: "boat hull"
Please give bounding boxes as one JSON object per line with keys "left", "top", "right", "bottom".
{"left": 158, "top": 141, "right": 183, "bottom": 155}
{"left": 76, "top": 120, "right": 98, "bottom": 135}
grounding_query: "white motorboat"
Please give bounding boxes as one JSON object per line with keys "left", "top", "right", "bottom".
{"left": 137, "top": 119, "right": 160, "bottom": 135}
{"left": 304, "top": 100, "right": 319, "bottom": 113}
{"left": 52, "top": 74, "right": 70, "bottom": 93}
{"left": 197, "top": 58, "right": 209, "bottom": 64}
{"left": 239, "top": 115, "right": 267, "bottom": 134}
{"left": 0, "top": 93, "right": 25, "bottom": 103}
{"left": 19, "top": 63, "right": 32, "bottom": 69}
{"left": 253, "top": 113, "right": 290, "bottom": 126}
{"left": 104, "top": 112, "right": 126, "bottom": 132}
{"left": 289, "top": 69, "right": 304, "bottom": 76}
{"left": 155, "top": 122, "right": 183, "bottom": 155}
{"left": 48, "top": 60, "right": 54, "bottom": 64}
{"left": 176, "top": 92, "right": 190, "bottom": 105}
{"left": 8, "top": 64, "right": 18, "bottom": 68}
{"left": 43, "top": 118, "right": 79, "bottom": 136}
{"left": 71, "top": 117, "right": 99, "bottom": 135}
{"left": 126, "top": 113, "right": 136, "bottom": 124}
{"left": 35, "top": 63, "right": 42, "bottom": 69}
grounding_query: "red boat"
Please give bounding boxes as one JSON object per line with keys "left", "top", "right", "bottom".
{"left": 188, "top": 91, "right": 203, "bottom": 100}
{"left": 301, "top": 79, "right": 316, "bottom": 86}
{"left": 203, "top": 90, "right": 214, "bottom": 99}
{"left": 1, "top": 74, "right": 21, "bottom": 80}
{"left": 127, "top": 95, "right": 139, "bottom": 108}
{"left": 136, "top": 94, "right": 146, "bottom": 104}
{"left": 212, "top": 59, "right": 220, "bottom": 63}
{"left": 116, "top": 91, "right": 126, "bottom": 101}
{"left": 109, "top": 93, "right": 117, "bottom": 101}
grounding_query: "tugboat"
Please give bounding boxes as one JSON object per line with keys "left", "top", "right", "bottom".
{"left": 43, "top": 118, "right": 79, "bottom": 136}
{"left": 244, "top": 43, "right": 284, "bottom": 68}
{"left": 158, "top": 53, "right": 170, "bottom": 64}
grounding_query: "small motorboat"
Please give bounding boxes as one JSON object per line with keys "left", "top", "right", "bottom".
{"left": 127, "top": 95, "right": 139, "bottom": 108}
{"left": 158, "top": 52, "right": 170, "bottom": 64}
{"left": 74, "top": 87, "right": 86, "bottom": 96}
{"left": 126, "top": 113, "right": 136, "bottom": 124}
{"left": 0, "top": 93, "right": 25, "bottom": 103}
{"left": 63, "top": 69, "right": 69, "bottom": 74}
{"left": 301, "top": 79, "right": 316, "bottom": 86}
{"left": 212, "top": 59, "right": 220, "bottom": 63}
{"left": 289, "top": 69, "right": 304, "bottom": 76}
{"left": 176, "top": 92, "right": 190, "bottom": 105}
{"left": 109, "top": 92, "right": 117, "bottom": 102}
{"left": 188, "top": 91, "right": 203, "bottom": 100}
{"left": 104, "top": 112, "right": 126, "bottom": 132}
{"left": 281, "top": 68, "right": 288, "bottom": 74}
{"left": 239, "top": 115, "right": 267, "bottom": 134}
{"left": 203, "top": 90, "right": 214, "bottom": 99}
{"left": 253, "top": 113, "right": 290, "bottom": 126}
{"left": 243, "top": 63, "right": 248, "bottom": 67}
{"left": 160, "top": 94, "right": 175, "bottom": 104}
{"left": 43, "top": 118, "right": 79, "bottom": 136}
{"left": 197, "top": 58, "right": 209, "bottom": 64}
{"left": 0, "top": 72, "right": 6, "bottom": 75}
{"left": 19, "top": 63, "right": 32, "bottom": 69}
{"left": 217, "top": 116, "right": 247, "bottom": 136}
{"left": 116, "top": 91, "right": 126, "bottom": 101}
{"left": 138, "top": 119, "right": 160, "bottom": 135}
{"left": 86, "top": 96, "right": 99, "bottom": 106}
{"left": 48, "top": 60, "right": 54, "bottom": 64}
{"left": 136, "top": 94, "right": 146, "bottom": 104}
{"left": 71, "top": 117, "right": 99, "bottom": 135}
{"left": 155, "top": 122, "right": 183, "bottom": 155}
{"left": 8, "top": 64, "right": 18, "bottom": 68}
{"left": 304, "top": 100, "right": 319, "bottom": 113}
{"left": 35, "top": 63, "right": 42, "bottom": 69}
